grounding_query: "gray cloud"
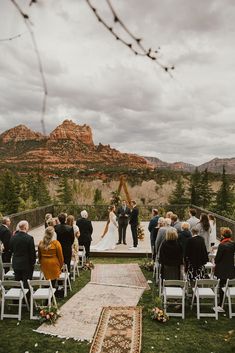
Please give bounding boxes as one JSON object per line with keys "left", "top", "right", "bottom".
{"left": 0, "top": 0, "right": 235, "bottom": 165}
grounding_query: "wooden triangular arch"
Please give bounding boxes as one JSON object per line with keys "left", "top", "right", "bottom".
{"left": 117, "top": 176, "right": 131, "bottom": 206}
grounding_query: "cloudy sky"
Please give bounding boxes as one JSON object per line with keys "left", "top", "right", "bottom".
{"left": 1, "top": 0, "right": 235, "bottom": 165}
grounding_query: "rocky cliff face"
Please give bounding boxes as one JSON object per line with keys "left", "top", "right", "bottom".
{"left": 198, "top": 158, "right": 235, "bottom": 174}
{"left": 0, "top": 124, "right": 44, "bottom": 143}
{"left": 143, "top": 156, "right": 195, "bottom": 172}
{"left": 0, "top": 120, "right": 150, "bottom": 174}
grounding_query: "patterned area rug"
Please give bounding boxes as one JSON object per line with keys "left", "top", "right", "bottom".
{"left": 91, "top": 264, "right": 150, "bottom": 290}
{"left": 35, "top": 283, "right": 144, "bottom": 341}
{"left": 90, "top": 307, "right": 142, "bottom": 353}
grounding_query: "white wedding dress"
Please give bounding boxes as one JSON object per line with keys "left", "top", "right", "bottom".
{"left": 91, "top": 211, "right": 118, "bottom": 251}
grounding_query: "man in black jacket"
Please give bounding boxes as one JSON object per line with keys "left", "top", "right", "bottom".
{"left": 9, "top": 220, "right": 36, "bottom": 288}
{"left": 116, "top": 200, "right": 130, "bottom": 245}
{"left": 0, "top": 217, "right": 12, "bottom": 263}
{"left": 55, "top": 213, "right": 74, "bottom": 272}
{"left": 129, "top": 200, "right": 139, "bottom": 249}
{"left": 76, "top": 210, "right": 93, "bottom": 259}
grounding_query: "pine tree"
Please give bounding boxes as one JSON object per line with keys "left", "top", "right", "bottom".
{"left": 93, "top": 188, "right": 103, "bottom": 204}
{"left": 57, "top": 176, "right": 73, "bottom": 204}
{"left": 215, "top": 166, "right": 234, "bottom": 216}
{"left": 189, "top": 168, "right": 202, "bottom": 206}
{"left": 0, "top": 170, "right": 20, "bottom": 214}
{"left": 169, "top": 176, "right": 188, "bottom": 205}
{"left": 199, "top": 168, "right": 213, "bottom": 209}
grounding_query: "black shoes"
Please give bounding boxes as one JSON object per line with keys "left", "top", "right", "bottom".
{"left": 116, "top": 242, "right": 121, "bottom": 245}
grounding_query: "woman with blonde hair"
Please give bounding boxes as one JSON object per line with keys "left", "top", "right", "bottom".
{"left": 38, "top": 226, "right": 64, "bottom": 286}
{"left": 66, "top": 215, "right": 80, "bottom": 261}
{"left": 159, "top": 228, "right": 183, "bottom": 280}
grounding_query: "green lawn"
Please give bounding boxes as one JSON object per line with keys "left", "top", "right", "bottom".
{"left": 0, "top": 257, "right": 235, "bottom": 353}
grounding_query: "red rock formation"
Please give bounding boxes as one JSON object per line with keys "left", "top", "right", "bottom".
{"left": 49, "top": 120, "right": 94, "bottom": 145}
{"left": 0, "top": 124, "right": 44, "bottom": 143}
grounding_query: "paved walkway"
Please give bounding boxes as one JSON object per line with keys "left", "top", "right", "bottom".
{"left": 30, "top": 221, "right": 151, "bottom": 255}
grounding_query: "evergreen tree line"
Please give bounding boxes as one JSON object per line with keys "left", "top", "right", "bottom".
{"left": 169, "top": 167, "right": 235, "bottom": 218}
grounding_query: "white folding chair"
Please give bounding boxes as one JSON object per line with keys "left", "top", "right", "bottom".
{"left": 78, "top": 245, "right": 86, "bottom": 268}
{"left": 191, "top": 279, "right": 219, "bottom": 320}
{"left": 2, "top": 263, "right": 15, "bottom": 280}
{"left": 222, "top": 278, "right": 235, "bottom": 318}
{"left": 163, "top": 280, "right": 187, "bottom": 319}
{"left": 0, "top": 280, "right": 29, "bottom": 321}
{"left": 153, "top": 257, "right": 161, "bottom": 285}
{"left": 205, "top": 260, "right": 214, "bottom": 279}
{"left": 70, "top": 259, "right": 79, "bottom": 281}
{"left": 27, "top": 279, "right": 57, "bottom": 320}
{"left": 57, "top": 264, "right": 72, "bottom": 297}
{"left": 32, "top": 264, "right": 43, "bottom": 280}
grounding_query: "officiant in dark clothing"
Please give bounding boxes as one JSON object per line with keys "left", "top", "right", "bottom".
{"left": 117, "top": 200, "right": 130, "bottom": 245}
{"left": 129, "top": 200, "right": 139, "bottom": 249}
{"left": 55, "top": 213, "right": 74, "bottom": 272}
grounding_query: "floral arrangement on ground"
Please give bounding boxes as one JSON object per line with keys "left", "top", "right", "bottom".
{"left": 38, "top": 306, "right": 60, "bottom": 325}
{"left": 83, "top": 260, "right": 95, "bottom": 271}
{"left": 150, "top": 297, "right": 169, "bottom": 323}
{"left": 137, "top": 224, "right": 145, "bottom": 240}
{"left": 140, "top": 259, "right": 154, "bottom": 271}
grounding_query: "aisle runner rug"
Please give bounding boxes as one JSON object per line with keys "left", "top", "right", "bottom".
{"left": 36, "top": 283, "right": 144, "bottom": 341}
{"left": 90, "top": 306, "right": 142, "bottom": 353}
{"left": 91, "top": 264, "right": 150, "bottom": 290}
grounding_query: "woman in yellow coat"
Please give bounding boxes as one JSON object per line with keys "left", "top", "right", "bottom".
{"left": 38, "top": 226, "right": 64, "bottom": 286}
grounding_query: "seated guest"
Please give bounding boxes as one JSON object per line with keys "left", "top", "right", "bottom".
{"left": 38, "top": 226, "right": 64, "bottom": 287}
{"left": 215, "top": 227, "right": 235, "bottom": 312}
{"left": 178, "top": 222, "right": 192, "bottom": 257}
{"left": 185, "top": 227, "right": 208, "bottom": 282}
{"left": 0, "top": 216, "right": 12, "bottom": 263}
{"left": 76, "top": 210, "right": 93, "bottom": 260}
{"left": 9, "top": 220, "right": 36, "bottom": 288}
{"left": 55, "top": 213, "right": 74, "bottom": 272}
{"left": 159, "top": 228, "right": 183, "bottom": 280}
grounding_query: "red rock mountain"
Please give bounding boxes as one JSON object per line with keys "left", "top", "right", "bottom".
{"left": 0, "top": 120, "right": 150, "bottom": 174}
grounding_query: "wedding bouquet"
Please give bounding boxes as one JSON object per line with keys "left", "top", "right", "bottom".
{"left": 38, "top": 306, "right": 60, "bottom": 325}
{"left": 151, "top": 307, "right": 169, "bottom": 323}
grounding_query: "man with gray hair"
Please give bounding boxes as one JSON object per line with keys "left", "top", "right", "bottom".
{"left": 0, "top": 216, "right": 12, "bottom": 263}
{"left": 76, "top": 210, "right": 93, "bottom": 259}
{"left": 9, "top": 220, "right": 36, "bottom": 287}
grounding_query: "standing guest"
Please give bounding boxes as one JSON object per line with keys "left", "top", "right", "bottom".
{"left": 38, "top": 226, "right": 64, "bottom": 287}
{"left": 129, "top": 200, "right": 139, "bottom": 249}
{"left": 165, "top": 211, "right": 174, "bottom": 219}
{"left": 214, "top": 227, "right": 235, "bottom": 312}
{"left": 155, "top": 218, "right": 174, "bottom": 258}
{"left": 195, "top": 213, "right": 211, "bottom": 252}
{"left": 171, "top": 214, "right": 181, "bottom": 234}
{"left": 148, "top": 209, "right": 160, "bottom": 257}
{"left": 44, "top": 213, "right": 53, "bottom": 228}
{"left": 208, "top": 214, "right": 217, "bottom": 247}
{"left": 184, "top": 227, "right": 208, "bottom": 282}
{"left": 0, "top": 217, "right": 12, "bottom": 263}
{"left": 55, "top": 213, "right": 74, "bottom": 272}
{"left": 178, "top": 222, "right": 192, "bottom": 257}
{"left": 186, "top": 208, "right": 200, "bottom": 230}
{"left": 67, "top": 215, "right": 80, "bottom": 261}
{"left": 159, "top": 228, "right": 183, "bottom": 280}
{"left": 76, "top": 210, "right": 93, "bottom": 259}
{"left": 116, "top": 200, "right": 130, "bottom": 245}
{"left": 9, "top": 220, "right": 36, "bottom": 288}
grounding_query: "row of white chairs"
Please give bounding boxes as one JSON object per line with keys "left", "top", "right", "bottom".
{"left": 0, "top": 279, "right": 57, "bottom": 321}
{"left": 161, "top": 278, "right": 235, "bottom": 320}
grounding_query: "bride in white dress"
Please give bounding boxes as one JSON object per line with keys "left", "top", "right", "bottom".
{"left": 91, "top": 205, "right": 118, "bottom": 251}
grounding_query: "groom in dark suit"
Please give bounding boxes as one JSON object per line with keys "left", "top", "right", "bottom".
{"left": 116, "top": 200, "right": 130, "bottom": 245}
{"left": 129, "top": 200, "right": 139, "bottom": 249}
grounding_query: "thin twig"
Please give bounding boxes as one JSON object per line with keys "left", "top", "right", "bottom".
{"left": 0, "top": 32, "right": 26, "bottom": 42}
{"left": 10, "top": 0, "right": 47, "bottom": 135}
{"left": 86, "top": 0, "right": 174, "bottom": 76}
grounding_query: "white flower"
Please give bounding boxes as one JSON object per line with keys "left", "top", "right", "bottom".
{"left": 34, "top": 343, "right": 38, "bottom": 347}
{"left": 166, "top": 338, "right": 170, "bottom": 341}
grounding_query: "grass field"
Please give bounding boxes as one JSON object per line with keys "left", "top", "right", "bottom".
{"left": 0, "top": 257, "right": 234, "bottom": 353}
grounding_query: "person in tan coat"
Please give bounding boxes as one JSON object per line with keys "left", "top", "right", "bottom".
{"left": 38, "top": 226, "right": 64, "bottom": 286}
